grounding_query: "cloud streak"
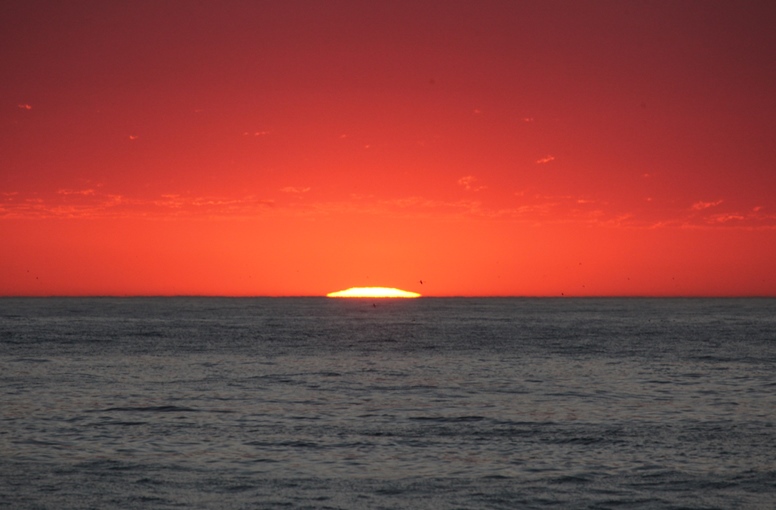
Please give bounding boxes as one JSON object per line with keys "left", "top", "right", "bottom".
{"left": 0, "top": 190, "right": 275, "bottom": 220}
{"left": 691, "top": 199, "right": 723, "bottom": 210}
{"left": 280, "top": 186, "right": 311, "bottom": 194}
{"left": 2, "top": 190, "right": 774, "bottom": 230}
{"left": 457, "top": 175, "right": 486, "bottom": 191}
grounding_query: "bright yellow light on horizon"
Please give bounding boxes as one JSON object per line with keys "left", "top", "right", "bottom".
{"left": 326, "top": 287, "right": 421, "bottom": 298}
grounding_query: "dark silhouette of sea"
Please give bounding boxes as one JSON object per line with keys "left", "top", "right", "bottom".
{"left": 1, "top": 297, "right": 775, "bottom": 509}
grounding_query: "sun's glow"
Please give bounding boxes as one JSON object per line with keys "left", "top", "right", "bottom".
{"left": 326, "top": 287, "right": 421, "bottom": 298}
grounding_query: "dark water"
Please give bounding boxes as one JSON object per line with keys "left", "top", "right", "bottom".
{"left": 1, "top": 297, "right": 775, "bottom": 509}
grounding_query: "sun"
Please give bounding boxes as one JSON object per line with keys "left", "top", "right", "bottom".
{"left": 326, "top": 287, "right": 421, "bottom": 298}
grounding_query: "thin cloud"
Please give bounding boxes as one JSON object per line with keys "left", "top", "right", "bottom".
{"left": 17, "top": 104, "right": 32, "bottom": 110}
{"left": 280, "top": 186, "right": 311, "bottom": 194}
{"left": 710, "top": 213, "right": 746, "bottom": 223}
{"left": 57, "top": 188, "right": 96, "bottom": 196}
{"left": 301, "top": 196, "right": 488, "bottom": 220}
{"left": 691, "top": 199, "right": 723, "bottom": 210}
{"left": 457, "top": 175, "right": 485, "bottom": 191}
{"left": 536, "top": 155, "right": 555, "bottom": 164}
{"left": 3, "top": 189, "right": 775, "bottom": 230}
{"left": 303, "top": 194, "right": 776, "bottom": 230}
{"left": 0, "top": 191, "right": 276, "bottom": 220}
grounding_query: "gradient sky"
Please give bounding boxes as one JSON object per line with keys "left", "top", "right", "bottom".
{"left": 2, "top": 0, "right": 776, "bottom": 296}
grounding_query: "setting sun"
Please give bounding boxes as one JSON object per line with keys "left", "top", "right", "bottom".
{"left": 327, "top": 287, "right": 421, "bottom": 298}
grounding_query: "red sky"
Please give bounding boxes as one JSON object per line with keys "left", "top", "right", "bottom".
{"left": 2, "top": 0, "right": 776, "bottom": 296}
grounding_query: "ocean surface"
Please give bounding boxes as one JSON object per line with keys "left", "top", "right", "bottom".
{"left": 1, "top": 297, "right": 775, "bottom": 509}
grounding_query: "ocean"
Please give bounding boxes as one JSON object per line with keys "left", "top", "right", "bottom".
{"left": 1, "top": 297, "right": 775, "bottom": 509}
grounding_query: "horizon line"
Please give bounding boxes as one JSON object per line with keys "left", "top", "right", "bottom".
{"left": 1, "top": 294, "right": 775, "bottom": 299}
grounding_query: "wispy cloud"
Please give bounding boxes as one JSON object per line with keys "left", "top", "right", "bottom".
{"left": 0, "top": 190, "right": 275, "bottom": 220}
{"left": 709, "top": 213, "right": 746, "bottom": 223}
{"left": 17, "top": 104, "right": 32, "bottom": 110}
{"left": 150, "top": 194, "right": 275, "bottom": 216}
{"left": 2, "top": 189, "right": 774, "bottom": 230}
{"left": 691, "top": 199, "right": 723, "bottom": 210}
{"left": 640, "top": 201, "right": 776, "bottom": 229}
{"left": 287, "top": 195, "right": 490, "bottom": 221}
{"left": 305, "top": 196, "right": 776, "bottom": 229}
{"left": 57, "top": 188, "right": 97, "bottom": 196}
{"left": 457, "top": 175, "right": 486, "bottom": 191}
{"left": 280, "top": 186, "right": 311, "bottom": 194}
{"left": 536, "top": 155, "right": 555, "bottom": 164}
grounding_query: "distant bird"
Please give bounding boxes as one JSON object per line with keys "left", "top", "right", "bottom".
{"left": 419, "top": 280, "right": 424, "bottom": 284}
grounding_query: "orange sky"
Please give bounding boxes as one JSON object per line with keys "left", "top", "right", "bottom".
{"left": 2, "top": 1, "right": 776, "bottom": 296}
